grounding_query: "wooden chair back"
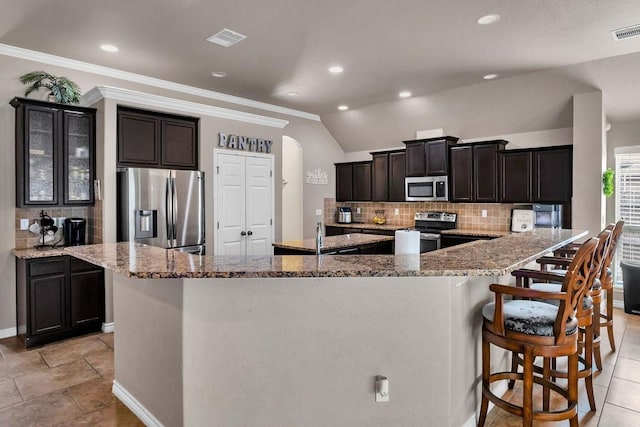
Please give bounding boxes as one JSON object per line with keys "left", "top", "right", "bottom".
{"left": 600, "top": 220, "right": 625, "bottom": 283}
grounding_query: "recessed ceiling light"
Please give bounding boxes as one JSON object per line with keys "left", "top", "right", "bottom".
{"left": 398, "top": 91, "right": 412, "bottom": 98}
{"left": 287, "top": 91, "right": 299, "bottom": 97}
{"left": 477, "top": 14, "right": 500, "bottom": 25}
{"left": 211, "top": 71, "right": 227, "bottom": 78}
{"left": 329, "top": 65, "right": 344, "bottom": 74}
{"left": 338, "top": 105, "right": 349, "bottom": 111}
{"left": 100, "top": 44, "right": 119, "bottom": 53}
{"left": 483, "top": 74, "right": 498, "bottom": 80}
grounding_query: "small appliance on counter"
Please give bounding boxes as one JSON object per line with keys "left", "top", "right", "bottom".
{"left": 336, "top": 206, "right": 352, "bottom": 224}
{"left": 533, "top": 204, "right": 562, "bottom": 228}
{"left": 64, "top": 218, "right": 87, "bottom": 246}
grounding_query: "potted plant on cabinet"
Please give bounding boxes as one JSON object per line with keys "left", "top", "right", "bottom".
{"left": 19, "top": 71, "right": 82, "bottom": 104}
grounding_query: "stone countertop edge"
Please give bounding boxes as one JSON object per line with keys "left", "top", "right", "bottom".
{"left": 13, "top": 247, "right": 68, "bottom": 259}
{"left": 324, "top": 222, "right": 407, "bottom": 231}
{"left": 273, "top": 233, "right": 394, "bottom": 252}
{"left": 63, "top": 229, "right": 588, "bottom": 279}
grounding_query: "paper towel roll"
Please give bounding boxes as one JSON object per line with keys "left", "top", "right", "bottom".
{"left": 395, "top": 229, "right": 420, "bottom": 255}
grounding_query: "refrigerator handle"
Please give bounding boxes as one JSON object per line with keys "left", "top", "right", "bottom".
{"left": 172, "top": 176, "right": 178, "bottom": 247}
{"left": 165, "top": 176, "right": 173, "bottom": 247}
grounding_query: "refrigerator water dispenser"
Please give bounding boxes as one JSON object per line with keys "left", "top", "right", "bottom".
{"left": 135, "top": 210, "right": 157, "bottom": 239}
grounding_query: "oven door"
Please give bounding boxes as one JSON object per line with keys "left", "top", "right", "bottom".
{"left": 419, "top": 233, "right": 441, "bottom": 253}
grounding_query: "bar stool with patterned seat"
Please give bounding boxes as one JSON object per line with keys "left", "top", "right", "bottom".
{"left": 477, "top": 238, "right": 598, "bottom": 427}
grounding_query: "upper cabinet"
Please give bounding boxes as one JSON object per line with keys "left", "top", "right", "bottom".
{"left": 404, "top": 136, "right": 459, "bottom": 177}
{"left": 12, "top": 97, "right": 96, "bottom": 207}
{"left": 450, "top": 140, "right": 507, "bottom": 203}
{"left": 371, "top": 150, "right": 406, "bottom": 202}
{"left": 117, "top": 106, "right": 199, "bottom": 170}
{"left": 335, "top": 161, "right": 372, "bottom": 202}
{"left": 499, "top": 145, "right": 573, "bottom": 203}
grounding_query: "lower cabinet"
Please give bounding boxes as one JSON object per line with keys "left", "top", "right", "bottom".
{"left": 16, "top": 255, "right": 104, "bottom": 348}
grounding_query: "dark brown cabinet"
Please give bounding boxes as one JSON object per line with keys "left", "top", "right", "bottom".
{"left": 335, "top": 163, "right": 353, "bottom": 201}
{"left": 533, "top": 147, "right": 573, "bottom": 202}
{"left": 16, "top": 256, "right": 104, "bottom": 348}
{"left": 371, "top": 150, "right": 406, "bottom": 202}
{"left": 12, "top": 97, "right": 96, "bottom": 207}
{"left": 499, "top": 145, "right": 573, "bottom": 203}
{"left": 352, "top": 162, "right": 372, "bottom": 201}
{"left": 404, "top": 136, "right": 459, "bottom": 177}
{"left": 500, "top": 150, "right": 532, "bottom": 202}
{"left": 450, "top": 141, "right": 506, "bottom": 202}
{"left": 335, "top": 161, "right": 372, "bottom": 201}
{"left": 117, "top": 106, "right": 199, "bottom": 170}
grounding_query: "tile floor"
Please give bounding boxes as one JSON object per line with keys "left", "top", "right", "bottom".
{"left": 0, "top": 332, "right": 142, "bottom": 426}
{"left": 485, "top": 308, "right": 640, "bottom": 426}
{"left": 1, "top": 310, "right": 639, "bottom": 426}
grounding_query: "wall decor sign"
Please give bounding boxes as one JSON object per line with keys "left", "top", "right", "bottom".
{"left": 218, "top": 132, "right": 273, "bottom": 153}
{"left": 306, "top": 169, "right": 328, "bottom": 185}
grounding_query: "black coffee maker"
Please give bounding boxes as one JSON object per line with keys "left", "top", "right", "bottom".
{"left": 64, "top": 218, "right": 87, "bottom": 246}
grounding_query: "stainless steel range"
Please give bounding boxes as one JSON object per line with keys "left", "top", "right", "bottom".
{"left": 413, "top": 211, "right": 457, "bottom": 253}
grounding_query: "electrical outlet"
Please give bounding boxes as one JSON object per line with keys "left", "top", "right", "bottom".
{"left": 20, "top": 218, "right": 29, "bottom": 230}
{"left": 394, "top": 208, "right": 400, "bottom": 215}
{"left": 356, "top": 207, "right": 361, "bottom": 214}
{"left": 315, "top": 209, "right": 323, "bottom": 216}
{"left": 481, "top": 210, "right": 488, "bottom": 218}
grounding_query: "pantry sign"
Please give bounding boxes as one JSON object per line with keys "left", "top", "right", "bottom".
{"left": 218, "top": 133, "right": 273, "bottom": 153}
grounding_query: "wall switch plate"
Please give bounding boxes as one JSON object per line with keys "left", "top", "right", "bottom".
{"left": 356, "top": 207, "right": 361, "bottom": 214}
{"left": 315, "top": 209, "right": 323, "bottom": 216}
{"left": 394, "top": 208, "right": 400, "bottom": 215}
{"left": 481, "top": 210, "right": 488, "bottom": 218}
{"left": 20, "top": 219, "right": 29, "bottom": 230}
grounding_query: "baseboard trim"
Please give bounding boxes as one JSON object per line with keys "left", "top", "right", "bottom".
{"left": 112, "top": 380, "right": 164, "bottom": 427}
{"left": 0, "top": 327, "right": 17, "bottom": 339}
{"left": 102, "top": 322, "right": 114, "bottom": 333}
{"left": 462, "top": 382, "right": 509, "bottom": 427}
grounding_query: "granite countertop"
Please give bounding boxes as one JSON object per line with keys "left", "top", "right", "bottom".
{"left": 441, "top": 229, "right": 511, "bottom": 238}
{"left": 273, "top": 233, "right": 394, "bottom": 253}
{"left": 64, "top": 228, "right": 587, "bottom": 279}
{"left": 13, "top": 247, "right": 68, "bottom": 259}
{"left": 324, "top": 222, "right": 408, "bottom": 231}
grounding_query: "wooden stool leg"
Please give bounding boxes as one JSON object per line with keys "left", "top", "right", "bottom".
{"left": 523, "top": 348, "right": 534, "bottom": 427}
{"left": 568, "top": 352, "right": 579, "bottom": 427}
{"left": 592, "top": 290, "right": 603, "bottom": 371}
{"left": 543, "top": 357, "right": 551, "bottom": 411}
{"left": 478, "top": 337, "right": 490, "bottom": 427}
{"left": 606, "top": 286, "right": 616, "bottom": 351}
{"left": 584, "top": 323, "right": 596, "bottom": 411}
{"left": 508, "top": 352, "right": 518, "bottom": 389}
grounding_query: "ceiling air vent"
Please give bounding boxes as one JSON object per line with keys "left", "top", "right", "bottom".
{"left": 611, "top": 24, "right": 640, "bottom": 41}
{"left": 206, "top": 28, "right": 247, "bottom": 47}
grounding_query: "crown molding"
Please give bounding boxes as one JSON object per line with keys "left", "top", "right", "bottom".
{"left": 82, "top": 86, "right": 289, "bottom": 129}
{"left": 0, "top": 43, "right": 320, "bottom": 122}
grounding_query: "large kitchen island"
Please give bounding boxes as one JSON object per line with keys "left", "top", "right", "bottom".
{"left": 65, "top": 228, "right": 586, "bottom": 427}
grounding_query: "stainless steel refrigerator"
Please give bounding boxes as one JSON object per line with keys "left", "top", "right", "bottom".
{"left": 117, "top": 168, "right": 205, "bottom": 254}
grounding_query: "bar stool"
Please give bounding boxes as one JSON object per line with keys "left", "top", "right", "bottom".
{"left": 510, "top": 230, "right": 611, "bottom": 412}
{"left": 478, "top": 238, "right": 598, "bottom": 427}
{"left": 535, "top": 221, "right": 623, "bottom": 369}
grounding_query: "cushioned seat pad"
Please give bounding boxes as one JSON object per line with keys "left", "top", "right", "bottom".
{"left": 482, "top": 300, "right": 578, "bottom": 336}
{"left": 530, "top": 282, "right": 594, "bottom": 309}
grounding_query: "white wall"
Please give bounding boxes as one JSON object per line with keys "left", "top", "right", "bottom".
{"left": 281, "top": 136, "right": 303, "bottom": 241}
{"left": 573, "top": 91, "right": 606, "bottom": 236}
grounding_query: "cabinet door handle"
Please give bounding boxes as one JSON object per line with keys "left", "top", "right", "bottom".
{"left": 240, "top": 231, "right": 247, "bottom": 236}
{"left": 247, "top": 231, "right": 253, "bottom": 236}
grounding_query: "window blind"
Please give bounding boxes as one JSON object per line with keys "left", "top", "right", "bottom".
{"left": 615, "top": 147, "right": 640, "bottom": 285}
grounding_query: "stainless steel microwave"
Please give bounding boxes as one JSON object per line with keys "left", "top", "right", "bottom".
{"left": 405, "top": 176, "right": 448, "bottom": 201}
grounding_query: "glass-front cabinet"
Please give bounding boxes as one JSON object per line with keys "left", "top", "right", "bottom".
{"left": 12, "top": 98, "right": 96, "bottom": 207}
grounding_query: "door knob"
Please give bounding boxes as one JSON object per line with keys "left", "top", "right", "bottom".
{"left": 247, "top": 231, "right": 253, "bottom": 236}
{"left": 240, "top": 231, "right": 247, "bottom": 236}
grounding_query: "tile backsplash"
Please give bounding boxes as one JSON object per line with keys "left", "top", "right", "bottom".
{"left": 14, "top": 206, "right": 98, "bottom": 249}
{"left": 324, "top": 198, "right": 515, "bottom": 232}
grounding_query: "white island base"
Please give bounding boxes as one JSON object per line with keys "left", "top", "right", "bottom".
{"left": 111, "top": 273, "right": 513, "bottom": 427}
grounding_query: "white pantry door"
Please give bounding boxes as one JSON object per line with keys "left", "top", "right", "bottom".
{"left": 215, "top": 151, "right": 274, "bottom": 256}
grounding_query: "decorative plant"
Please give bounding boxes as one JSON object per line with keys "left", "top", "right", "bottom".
{"left": 19, "top": 71, "right": 82, "bottom": 104}
{"left": 603, "top": 168, "right": 615, "bottom": 197}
